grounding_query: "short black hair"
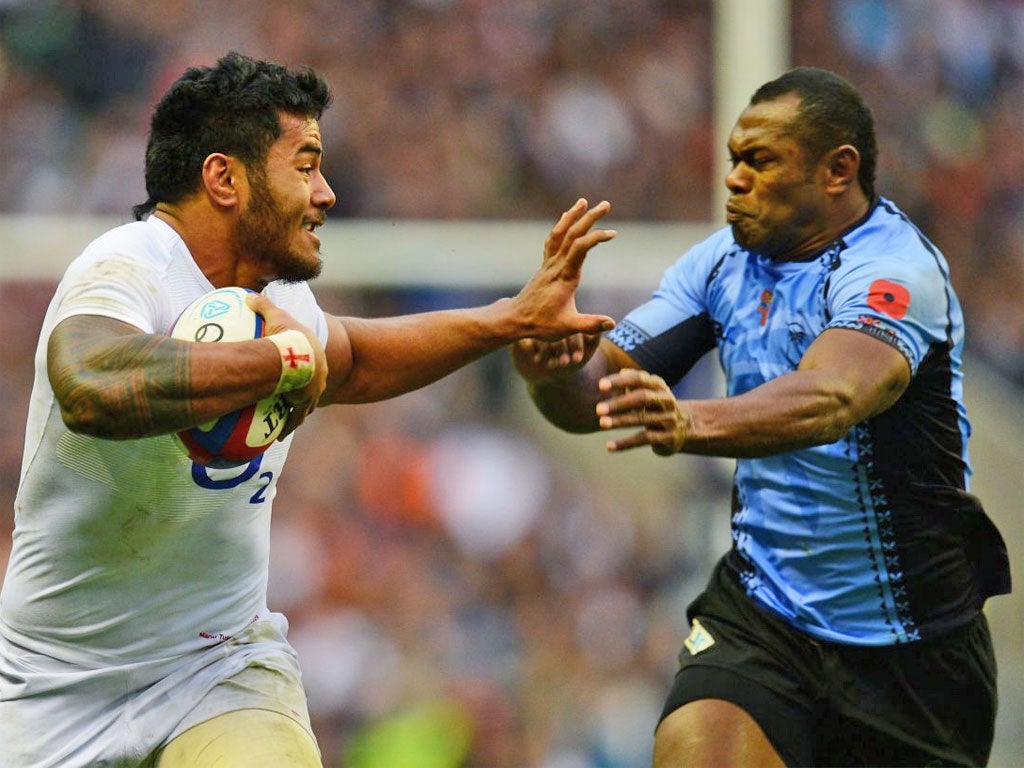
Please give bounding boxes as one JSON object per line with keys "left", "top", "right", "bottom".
{"left": 750, "top": 67, "right": 877, "bottom": 200}
{"left": 132, "top": 51, "right": 333, "bottom": 220}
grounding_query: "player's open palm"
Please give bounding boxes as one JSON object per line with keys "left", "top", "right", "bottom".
{"left": 513, "top": 198, "right": 617, "bottom": 340}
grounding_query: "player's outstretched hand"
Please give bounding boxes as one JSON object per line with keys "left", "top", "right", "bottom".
{"left": 247, "top": 292, "right": 328, "bottom": 438}
{"left": 511, "top": 198, "right": 617, "bottom": 341}
{"left": 596, "top": 368, "right": 691, "bottom": 456}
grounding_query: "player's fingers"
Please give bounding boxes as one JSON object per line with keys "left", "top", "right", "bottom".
{"left": 562, "top": 228, "right": 617, "bottom": 279}
{"left": 544, "top": 198, "right": 588, "bottom": 261}
{"left": 604, "top": 429, "right": 651, "bottom": 453}
{"left": 596, "top": 381, "right": 654, "bottom": 417}
{"left": 567, "top": 313, "right": 616, "bottom": 335}
{"left": 244, "top": 292, "right": 277, "bottom": 322}
{"left": 279, "top": 397, "right": 315, "bottom": 439}
{"left": 542, "top": 338, "right": 575, "bottom": 369}
{"left": 559, "top": 201, "right": 615, "bottom": 275}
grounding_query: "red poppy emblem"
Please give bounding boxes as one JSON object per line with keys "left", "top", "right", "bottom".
{"left": 866, "top": 279, "right": 910, "bottom": 320}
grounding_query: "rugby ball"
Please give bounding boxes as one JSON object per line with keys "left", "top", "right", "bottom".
{"left": 169, "top": 287, "right": 289, "bottom": 468}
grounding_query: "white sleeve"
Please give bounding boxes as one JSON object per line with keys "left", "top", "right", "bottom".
{"left": 53, "top": 248, "right": 169, "bottom": 334}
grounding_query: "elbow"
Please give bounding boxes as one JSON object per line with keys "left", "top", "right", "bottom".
{"left": 812, "top": 419, "right": 854, "bottom": 447}
{"left": 57, "top": 394, "right": 117, "bottom": 438}
{"left": 52, "top": 374, "right": 128, "bottom": 438}
{"left": 808, "top": 390, "right": 861, "bottom": 446}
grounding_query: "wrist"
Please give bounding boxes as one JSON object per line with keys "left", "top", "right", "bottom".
{"left": 267, "top": 330, "right": 316, "bottom": 395}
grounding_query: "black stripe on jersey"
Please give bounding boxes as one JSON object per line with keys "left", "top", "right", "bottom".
{"left": 861, "top": 343, "right": 1011, "bottom": 637}
{"left": 610, "top": 312, "right": 716, "bottom": 388}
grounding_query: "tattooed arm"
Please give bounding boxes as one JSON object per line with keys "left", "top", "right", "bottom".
{"left": 48, "top": 315, "right": 286, "bottom": 439}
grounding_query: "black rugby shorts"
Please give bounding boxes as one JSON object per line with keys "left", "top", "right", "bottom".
{"left": 660, "top": 557, "right": 997, "bottom": 767}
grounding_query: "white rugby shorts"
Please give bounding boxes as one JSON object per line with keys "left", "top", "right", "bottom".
{"left": 0, "top": 613, "right": 315, "bottom": 767}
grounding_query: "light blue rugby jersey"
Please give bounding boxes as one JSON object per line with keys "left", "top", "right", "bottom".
{"left": 609, "top": 198, "right": 1010, "bottom": 645}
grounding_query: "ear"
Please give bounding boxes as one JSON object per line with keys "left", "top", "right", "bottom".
{"left": 201, "top": 153, "right": 243, "bottom": 209}
{"left": 824, "top": 144, "right": 860, "bottom": 196}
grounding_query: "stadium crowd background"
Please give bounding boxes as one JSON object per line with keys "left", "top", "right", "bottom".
{"left": 0, "top": 1, "right": 1021, "bottom": 766}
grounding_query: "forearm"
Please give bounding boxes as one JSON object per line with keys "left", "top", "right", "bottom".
{"left": 524, "top": 354, "right": 610, "bottom": 433}
{"left": 678, "top": 369, "right": 861, "bottom": 457}
{"left": 50, "top": 319, "right": 282, "bottom": 439}
{"left": 326, "top": 301, "right": 527, "bottom": 404}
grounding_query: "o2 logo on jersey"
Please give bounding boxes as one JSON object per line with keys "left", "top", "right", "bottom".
{"left": 190, "top": 455, "right": 275, "bottom": 504}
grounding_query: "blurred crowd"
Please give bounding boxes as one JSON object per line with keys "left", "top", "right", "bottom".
{"left": 1, "top": 1, "right": 1022, "bottom": 766}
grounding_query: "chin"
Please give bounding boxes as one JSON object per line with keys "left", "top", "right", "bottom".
{"left": 285, "top": 253, "right": 323, "bottom": 283}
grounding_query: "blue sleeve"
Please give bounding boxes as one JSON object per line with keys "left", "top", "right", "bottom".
{"left": 607, "top": 230, "right": 728, "bottom": 384}
{"left": 825, "top": 247, "right": 952, "bottom": 376}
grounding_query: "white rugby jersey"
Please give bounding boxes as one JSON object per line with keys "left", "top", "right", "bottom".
{"left": 2, "top": 216, "right": 329, "bottom": 667}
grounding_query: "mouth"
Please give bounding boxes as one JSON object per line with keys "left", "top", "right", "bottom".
{"left": 302, "top": 218, "right": 325, "bottom": 244}
{"left": 725, "top": 205, "right": 749, "bottom": 223}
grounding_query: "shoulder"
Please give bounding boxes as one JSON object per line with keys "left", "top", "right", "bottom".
{"left": 832, "top": 200, "right": 952, "bottom": 302}
{"left": 81, "top": 217, "right": 177, "bottom": 257}
{"left": 263, "top": 280, "right": 319, "bottom": 312}
{"left": 661, "top": 226, "right": 741, "bottom": 286}
{"left": 68, "top": 218, "right": 179, "bottom": 282}
{"left": 843, "top": 199, "right": 949, "bottom": 276}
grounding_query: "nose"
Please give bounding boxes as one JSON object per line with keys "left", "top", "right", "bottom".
{"left": 725, "top": 163, "right": 750, "bottom": 195}
{"left": 313, "top": 170, "right": 336, "bottom": 210}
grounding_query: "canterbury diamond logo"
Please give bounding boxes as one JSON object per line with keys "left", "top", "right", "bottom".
{"left": 683, "top": 618, "right": 716, "bottom": 656}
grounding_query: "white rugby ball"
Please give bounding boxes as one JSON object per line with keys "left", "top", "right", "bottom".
{"left": 169, "top": 286, "right": 289, "bottom": 467}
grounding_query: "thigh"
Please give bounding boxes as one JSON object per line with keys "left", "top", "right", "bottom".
{"left": 155, "top": 709, "right": 322, "bottom": 768}
{"left": 656, "top": 693, "right": 787, "bottom": 768}
{"left": 660, "top": 561, "right": 821, "bottom": 766}
{"left": 659, "top": 663, "right": 813, "bottom": 767}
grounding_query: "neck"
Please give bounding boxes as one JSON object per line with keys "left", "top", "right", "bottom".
{"left": 153, "top": 205, "right": 265, "bottom": 291}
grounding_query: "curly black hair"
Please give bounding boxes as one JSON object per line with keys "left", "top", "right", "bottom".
{"left": 132, "top": 51, "right": 333, "bottom": 220}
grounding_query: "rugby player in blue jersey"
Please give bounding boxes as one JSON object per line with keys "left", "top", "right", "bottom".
{"left": 513, "top": 67, "right": 1011, "bottom": 767}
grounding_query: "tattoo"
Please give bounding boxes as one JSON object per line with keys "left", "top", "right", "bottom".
{"left": 49, "top": 316, "right": 195, "bottom": 438}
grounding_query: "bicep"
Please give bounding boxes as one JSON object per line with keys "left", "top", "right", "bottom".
{"left": 48, "top": 314, "right": 147, "bottom": 385}
{"left": 320, "top": 314, "right": 355, "bottom": 404}
{"left": 798, "top": 327, "right": 911, "bottom": 421}
{"left": 47, "top": 314, "right": 177, "bottom": 436}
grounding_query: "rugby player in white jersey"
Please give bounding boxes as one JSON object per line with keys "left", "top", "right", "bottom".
{"left": 0, "top": 51, "right": 616, "bottom": 767}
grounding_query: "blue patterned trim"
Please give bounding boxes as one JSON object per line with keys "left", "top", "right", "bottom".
{"left": 607, "top": 319, "right": 651, "bottom": 352}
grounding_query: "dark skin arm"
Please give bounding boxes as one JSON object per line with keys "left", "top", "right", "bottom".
{"left": 51, "top": 199, "right": 614, "bottom": 438}
{"left": 316, "top": 198, "right": 617, "bottom": 405}
{"left": 48, "top": 298, "right": 327, "bottom": 440}
{"left": 514, "top": 328, "right": 911, "bottom": 456}
{"left": 511, "top": 335, "right": 635, "bottom": 433}
{"left": 597, "top": 328, "right": 911, "bottom": 456}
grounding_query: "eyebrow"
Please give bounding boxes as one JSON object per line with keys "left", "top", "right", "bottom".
{"left": 296, "top": 143, "right": 323, "bottom": 158}
{"left": 728, "top": 143, "right": 769, "bottom": 158}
